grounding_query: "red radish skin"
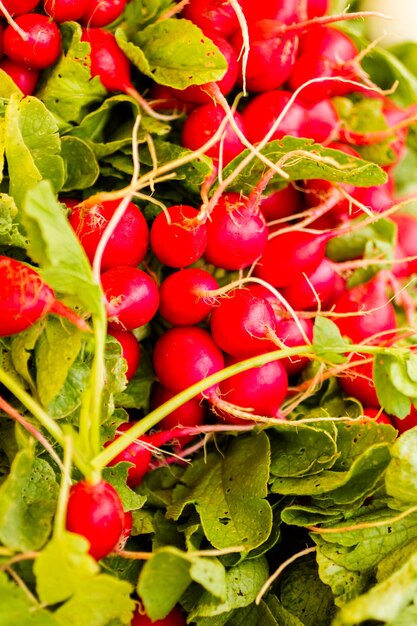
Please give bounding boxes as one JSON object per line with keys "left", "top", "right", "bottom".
{"left": 279, "top": 257, "right": 337, "bottom": 311}
{"left": 81, "top": 0, "right": 127, "bottom": 27}
{"left": 158, "top": 268, "right": 219, "bottom": 326}
{"left": 3, "top": 14, "right": 62, "bottom": 70}
{"left": 392, "top": 213, "right": 417, "bottom": 277}
{"left": 181, "top": 0, "right": 240, "bottom": 38}
{"left": 339, "top": 357, "right": 379, "bottom": 408}
{"left": 242, "top": 90, "right": 305, "bottom": 144}
{"left": 209, "top": 288, "right": 277, "bottom": 358}
{"left": 363, "top": 407, "right": 394, "bottom": 426}
{"left": 298, "top": 25, "right": 358, "bottom": 62}
{"left": 274, "top": 316, "right": 314, "bottom": 376}
{"left": 1, "top": 0, "right": 40, "bottom": 15}
{"left": 204, "top": 192, "right": 268, "bottom": 270}
{"left": 104, "top": 423, "right": 153, "bottom": 487}
{"left": 240, "top": 0, "right": 300, "bottom": 25}
{"left": 0, "top": 58, "right": 39, "bottom": 95}
{"left": 153, "top": 384, "right": 205, "bottom": 445}
{"left": 254, "top": 231, "right": 331, "bottom": 288}
{"left": 260, "top": 185, "right": 302, "bottom": 222}
{"left": 101, "top": 266, "right": 160, "bottom": 331}
{"left": 44, "top": 0, "right": 90, "bottom": 21}
{"left": 131, "top": 606, "right": 186, "bottom": 626}
{"left": 333, "top": 276, "right": 397, "bottom": 344}
{"left": 181, "top": 102, "right": 246, "bottom": 165}
{"left": 108, "top": 329, "right": 140, "bottom": 381}
{"left": 150, "top": 206, "right": 207, "bottom": 268}
{"left": 153, "top": 326, "right": 224, "bottom": 397}
{"left": 391, "top": 406, "right": 417, "bottom": 434}
{"left": 0, "top": 256, "right": 88, "bottom": 336}
{"left": 171, "top": 35, "right": 238, "bottom": 105}
{"left": 65, "top": 479, "right": 125, "bottom": 561}
{"left": 213, "top": 355, "right": 288, "bottom": 425}
{"left": 69, "top": 198, "right": 149, "bottom": 271}
{"left": 231, "top": 19, "right": 299, "bottom": 93}
{"left": 81, "top": 28, "right": 132, "bottom": 93}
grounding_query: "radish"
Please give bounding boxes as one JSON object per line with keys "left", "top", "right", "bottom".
{"left": 131, "top": 606, "right": 186, "bottom": 626}
{"left": 0, "top": 58, "right": 39, "bottom": 95}
{"left": 339, "top": 356, "right": 379, "bottom": 407}
{"left": 153, "top": 384, "right": 206, "bottom": 445}
{"left": 181, "top": 0, "right": 240, "bottom": 38}
{"left": 254, "top": 230, "right": 331, "bottom": 288}
{"left": 3, "top": 14, "right": 62, "bottom": 70}
{"left": 204, "top": 192, "right": 269, "bottom": 270}
{"left": 117, "top": 510, "right": 133, "bottom": 551}
{"left": 80, "top": 0, "right": 127, "bottom": 27}
{"left": 65, "top": 479, "right": 125, "bottom": 561}
{"left": 101, "top": 266, "right": 160, "bottom": 331}
{"left": 171, "top": 35, "right": 238, "bottom": 105}
{"left": 68, "top": 198, "right": 149, "bottom": 271}
{"left": 108, "top": 329, "right": 140, "bottom": 381}
{"left": 279, "top": 257, "right": 337, "bottom": 311}
{"left": 158, "top": 268, "right": 219, "bottom": 326}
{"left": 1, "top": 0, "right": 40, "bottom": 15}
{"left": 274, "top": 316, "right": 314, "bottom": 376}
{"left": 212, "top": 355, "right": 288, "bottom": 425}
{"left": 259, "top": 185, "right": 302, "bottom": 222}
{"left": 152, "top": 326, "right": 224, "bottom": 397}
{"left": 391, "top": 213, "right": 417, "bottom": 277}
{"left": 181, "top": 102, "right": 246, "bottom": 165}
{"left": 239, "top": 0, "right": 300, "bottom": 25}
{"left": 209, "top": 288, "right": 277, "bottom": 358}
{"left": 0, "top": 256, "right": 89, "bottom": 336}
{"left": 230, "top": 19, "right": 299, "bottom": 92}
{"left": 241, "top": 90, "right": 305, "bottom": 144}
{"left": 391, "top": 406, "right": 417, "bottom": 434}
{"left": 363, "top": 407, "right": 393, "bottom": 426}
{"left": 81, "top": 28, "right": 131, "bottom": 94}
{"left": 333, "top": 275, "right": 397, "bottom": 343}
{"left": 150, "top": 205, "right": 207, "bottom": 268}
{"left": 44, "top": 0, "right": 90, "bottom": 22}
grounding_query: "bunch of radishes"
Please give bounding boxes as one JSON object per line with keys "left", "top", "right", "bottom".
{"left": 2, "top": 2, "right": 417, "bottom": 619}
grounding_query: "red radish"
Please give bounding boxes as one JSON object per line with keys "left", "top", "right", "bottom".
{"left": 153, "top": 384, "right": 205, "bottom": 445}
{"left": 65, "top": 479, "right": 125, "bottom": 561}
{"left": 363, "top": 407, "right": 393, "bottom": 426}
{"left": 181, "top": 102, "right": 245, "bottom": 165}
{"left": 392, "top": 213, "right": 417, "bottom": 277}
{"left": 298, "top": 25, "right": 358, "bottom": 62}
{"left": 153, "top": 326, "right": 224, "bottom": 397}
{"left": 212, "top": 355, "right": 288, "bottom": 425}
{"left": 297, "top": 98, "right": 338, "bottom": 144}
{"left": 0, "top": 21, "right": 4, "bottom": 59}
{"left": 149, "top": 84, "right": 195, "bottom": 113}
{"left": 44, "top": 0, "right": 90, "bottom": 21}
{"left": 108, "top": 329, "right": 140, "bottom": 381}
{"left": 1, "top": 0, "right": 39, "bottom": 15}
{"left": 230, "top": 19, "right": 299, "bottom": 92}
{"left": 131, "top": 606, "right": 186, "bottom": 626}
{"left": 391, "top": 406, "right": 417, "bottom": 434}
{"left": 81, "top": 28, "right": 132, "bottom": 93}
{"left": 254, "top": 231, "right": 331, "bottom": 288}
{"left": 158, "top": 268, "right": 218, "bottom": 326}
{"left": 339, "top": 356, "right": 379, "bottom": 407}
{"left": 117, "top": 510, "right": 133, "bottom": 551}
{"left": 171, "top": 35, "right": 238, "bottom": 105}
{"left": 181, "top": 0, "right": 240, "bottom": 38}
{"left": 209, "top": 288, "right": 277, "bottom": 358}
{"left": 288, "top": 53, "right": 357, "bottom": 102}
{"left": 260, "top": 185, "right": 302, "bottom": 222}
{"left": 0, "top": 58, "right": 39, "bottom": 95}
{"left": 239, "top": 0, "right": 300, "bottom": 25}
{"left": 80, "top": 0, "right": 127, "bottom": 27}
{"left": 279, "top": 257, "right": 337, "bottom": 311}
{"left": 241, "top": 90, "right": 305, "bottom": 145}
{"left": 0, "top": 256, "right": 88, "bottom": 336}
{"left": 68, "top": 198, "right": 149, "bottom": 271}
{"left": 3, "top": 14, "right": 62, "bottom": 70}
{"left": 101, "top": 266, "right": 160, "bottom": 331}
{"left": 274, "top": 316, "right": 314, "bottom": 376}
{"left": 351, "top": 179, "right": 395, "bottom": 215}
{"left": 150, "top": 206, "right": 207, "bottom": 268}
{"left": 307, "top": 0, "right": 329, "bottom": 18}
{"left": 333, "top": 275, "right": 397, "bottom": 343}
{"left": 204, "top": 192, "right": 268, "bottom": 270}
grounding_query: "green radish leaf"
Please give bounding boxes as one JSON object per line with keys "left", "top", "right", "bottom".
{"left": 35, "top": 318, "right": 84, "bottom": 408}
{"left": 374, "top": 354, "right": 413, "bottom": 418}
{"left": 5, "top": 94, "right": 65, "bottom": 208}
{"left": 167, "top": 433, "right": 272, "bottom": 552}
{"left": 361, "top": 45, "right": 417, "bottom": 107}
{"left": 279, "top": 556, "right": 336, "bottom": 626}
{"left": 37, "top": 22, "right": 106, "bottom": 126}
{"left": 313, "top": 316, "right": 349, "bottom": 365}
{"left": 11, "top": 320, "right": 47, "bottom": 391}
{"left": 0, "top": 445, "right": 58, "bottom": 551}
{"left": 0, "top": 570, "right": 60, "bottom": 626}
{"left": 385, "top": 429, "right": 417, "bottom": 503}
{"left": 332, "top": 419, "right": 397, "bottom": 472}
{"left": 188, "top": 557, "right": 269, "bottom": 621}
{"left": 221, "top": 137, "right": 387, "bottom": 196}
{"left": 281, "top": 503, "right": 344, "bottom": 527}
{"left": 117, "top": 19, "right": 227, "bottom": 89}
{"left": 316, "top": 548, "right": 372, "bottom": 608}
{"left": 114, "top": 346, "right": 156, "bottom": 413}
{"left": 0, "top": 194, "right": 27, "bottom": 248}
{"left": 266, "top": 595, "right": 305, "bottom": 626}
{"left": 332, "top": 552, "right": 417, "bottom": 625}
{"left": 102, "top": 463, "right": 147, "bottom": 512}
{"left": 138, "top": 546, "right": 226, "bottom": 621}
{"left": 0, "top": 69, "right": 23, "bottom": 99}
{"left": 377, "top": 536, "right": 417, "bottom": 583}
{"left": 124, "top": 0, "right": 174, "bottom": 29}
{"left": 22, "top": 180, "right": 102, "bottom": 316}
{"left": 326, "top": 217, "right": 396, "bottom": 263}
{"left": 46, "top": 352, "right": 91, "bottom": 419}
{"left": 60, "top": 136, "right": 100, "bottom": 191}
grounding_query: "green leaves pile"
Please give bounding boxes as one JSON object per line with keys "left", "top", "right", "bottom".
{"left": 3, "top": 1, "right": 417, "bottom": 625}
